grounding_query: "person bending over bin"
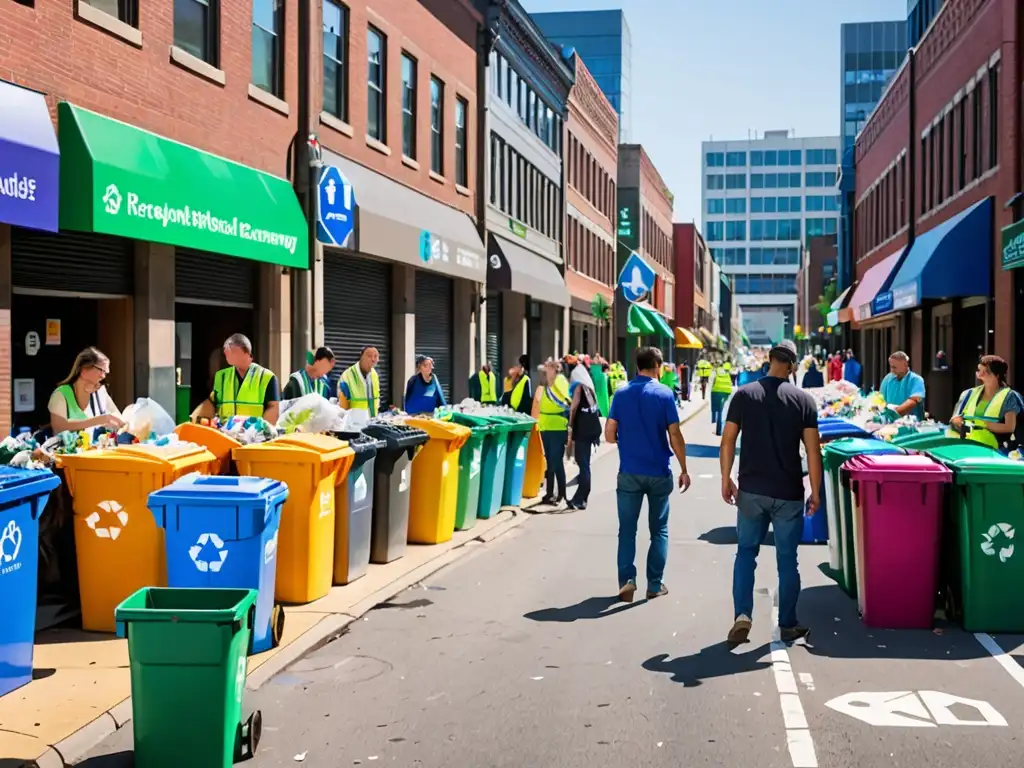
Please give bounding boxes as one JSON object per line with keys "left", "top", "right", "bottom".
{"left": 192, "top": 333, "right": 280, "bottom": 423}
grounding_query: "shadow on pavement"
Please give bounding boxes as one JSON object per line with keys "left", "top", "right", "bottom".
{"left": 524, "top": 595, "right": 646, "bottom": 623}
{"left": 67, "top": 752, "right": 134, "bottom": 767}
{"left": 642, "top": 642, "right": 772, "bottom": 688}
{"left": 699, "top": 526, "right": 776, "bottom": 547}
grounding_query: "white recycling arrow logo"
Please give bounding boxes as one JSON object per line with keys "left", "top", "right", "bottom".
{"left": 85, "top": 500, "right": 129, "bottom": 540}
{"left": 469, "top": 448, "right": 482, "bottom": 479}
{"left": 0, "top": 520, "right": 23, "bottom": 567}
{"left": 353, "top": 473, "right": 368, "bottom": 502}
{"left": 516, "top": 445, "right": 526, "bottom": 461}
{"left": 981, "top": 523, "right": 1015, "bottom": 562}
{"left": 189, "top": 532, "right": 229, "bottom": 573}
{"left": 263, "top": 530, "right": 278, "bottom": 566}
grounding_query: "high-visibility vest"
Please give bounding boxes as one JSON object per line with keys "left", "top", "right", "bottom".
{"left": 946, "top": 386, "right": 1012, "bottom": 449}
{"left": 508, "top": 375, "right": 529, "bottom": 410}
{"left": 213, "top": 364, "right": 273, "bottom": 420}
{"left": 341, "top": 363, "right": 380, "bottom": 415}
{"left": 289, "top": 369, "right": 330, "bottom": 398}
{"left": 477, "top": 370, "right": 498, "bottom": 403}
{"left": 696, "top": 361, "right": 712, "bottom": 377}
{"left": 723, "top": 362, "right": 732, "bottom": 372}
{"left": 55, "top": 384, "right": 108, "bottom": 421}
{"left": 538, "top": 374, "right": 570, "bottom": 432}
{"left": 711, "top": 369, "right": 734, "bottom": 395}
{"left": 660, "top": 369, "right": 678, "bottom": 390}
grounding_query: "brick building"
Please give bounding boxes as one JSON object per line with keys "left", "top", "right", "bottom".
{"left": 848, "top": 0, "right": 1017, "bottom": 419}
{"left": 563, "top": 54, "right": 618, "bottom": 357}
{"left": 797, "top": 234, "right": 838, "bottom": 338}
{"left": 672, "top": 223, "right": 712, "bottom": 333}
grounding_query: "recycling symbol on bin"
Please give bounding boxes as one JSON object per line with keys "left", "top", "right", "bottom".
{"left": 263, "top": 530, "right": 278, "bottom": 566}
{"left": 354, "top": 473, "right": 368, "bottom": 502}
{"left": 85, "top": 500, "right": 129, "bottom": 540}
{"left": 0, "top": 520, "right": 23, "bottom": 568}
{"left": 189, "top": 532, "right": 229, "bottom": 573}
{"left": 469, "top": 448, "right": 481, "bottom": 480}
{"left": 981, "top": 523, "right": 1015, "bottom": 563}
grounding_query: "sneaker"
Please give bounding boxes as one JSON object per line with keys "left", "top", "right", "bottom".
{"left": 646, "top": 584, "right": 669, "bottom": 599}
{"left": 727, "top": 615, "right": 752, "bottom": 645}
{"left": 618, "top": 580, "right": 637, "bottom": 603}
{"left": 780, "top": 626, "right": 810, "bottom": 643}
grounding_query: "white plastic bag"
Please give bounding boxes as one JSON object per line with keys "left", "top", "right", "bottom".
{"left": 122, "top": 397, "right": 176, "bottom": 440}
{"left": 276, "top": 394, "right": 344, "bottom": 434}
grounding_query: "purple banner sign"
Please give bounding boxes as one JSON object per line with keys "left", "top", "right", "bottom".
{"left": 0, "top": 81, "right": 59, "bottom": 232}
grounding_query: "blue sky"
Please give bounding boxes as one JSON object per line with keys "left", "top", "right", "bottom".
{"left": 521, "top": 0, "right": 907, "bottom": 224}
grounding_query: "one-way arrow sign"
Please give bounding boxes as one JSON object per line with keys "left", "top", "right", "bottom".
{"left": 825, "top": 690, "right": 1007, "bottom": 728}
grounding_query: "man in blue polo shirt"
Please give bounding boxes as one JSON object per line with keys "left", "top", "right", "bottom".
{"left": 879, "top": 350, "right": 926, "bottom": 419}
{"left": 605, "top": 346, "right": 691, "bottom": 602}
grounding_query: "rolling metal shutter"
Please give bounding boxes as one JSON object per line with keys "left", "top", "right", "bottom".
{"left": 11, "top": 230, "right": 133, "bottom": 296}
{"left": 324, "top": 254, "right": 392, "bottom": 405}
{"left": 175, "top": 248, "right": 258, "bottom": 306}
{"left": 415, "top": 272, "right": 454, "bottom": 401}
{"left": 486, "top": 290, "right": 502, "bottom": 372}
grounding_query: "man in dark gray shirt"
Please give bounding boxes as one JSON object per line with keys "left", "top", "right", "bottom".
{"left": 719, "top": 340, "right": 821, "bottom": 645}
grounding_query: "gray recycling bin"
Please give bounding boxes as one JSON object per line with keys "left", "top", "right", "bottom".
{"left": 329, "top": 433, "right": 386, "bottom": 584}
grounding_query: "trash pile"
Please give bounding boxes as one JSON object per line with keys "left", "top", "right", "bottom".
{"left": 804, "top": 379, "right": 944, "bottom": 438}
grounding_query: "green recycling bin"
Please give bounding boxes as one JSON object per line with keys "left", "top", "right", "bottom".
{"left": 924, "top": 444, "right": 1024, "bottom": 632}
{"left": 115, "top": 587, "right": 263, "bottom": 768}
{"left": 492, "top": 413, "right": 538, "bottom": 507}
{"left": 443, "top": 416, "right": 489, "bottom": 530}
{"left": 890, "top": 431, "right": 962, "bottom": 451}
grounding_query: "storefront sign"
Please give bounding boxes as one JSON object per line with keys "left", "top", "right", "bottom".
{"left": 58, "top": 103, "right": 308, "bottom": 269}
{"left": 617, "top": 205, "right": 634, "bottom": 240}
{"left": 617, "top": 251, "right": 655, "bottom": 304}
{"left": 316, "top": 165, "right": 355, "bottom": 247}
{"left": 853, "top": 303, "right": 872, "bottom": 322}
{"left": 872, "top": 291, "right": 894, "bottom": 316}
{"left": 419, "top": 230, "right": 483, "bottom": 272}
{"left": 1001, "top": 219, "right": 1024, "bottom": 270}
{"left": 45, "top": 319, "right": 61, "bottom": 346}
{"left": 0, "top": 81, "right": 59, "bottom": 232}
{"left": 508, "top": 219, "right": 527, "bottom": 239}
{"left": 892, "top": 282, "right": 918, "bottom": 311}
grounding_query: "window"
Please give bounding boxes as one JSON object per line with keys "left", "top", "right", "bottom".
{"left": 824, "top": 149, "right": 837, "bottom": 165}
{"left": 455, "top": 97, "right": 468, "bottom": 187}
{"left": 726, "top": 151, "right": 747, "bottom": 167}
{"left": 806, "top": 195, "right": 824, "bottom": 212}
{"left": 763, "top": 196, "right": 777, "bottom": 212}
{"left": 706, "top": 222, "right": 723, "bottom": 241}
{"left": 366, "top": 27, "right": 386, "bottom": 142}
{"left": 706, "top": 198, "right": 724, "bottom": 215}
{"left": 764, "top": 150, "right": 777, "bottom": 165}
{"left": 725, "top": 221, "right": 746, "bottom": 241}
{"left": 174, "top": 0, "right": 218, "bottom": 65}
{"left": 751, "top": 151, "right": 764, "bottom": 166}
{"left": 971, "top": 85, "right": 982, "bottom": 181}
{"left": 322, "top": 1, "right": 348, "bottom": 120}
{"left": 936, "top": 120, "right": 945, "bottom": 203}
{"left": 750, "top": 174, "right": 764, "bottom": 189}
{"left": 790, "top": 150, "right": 801, "bottom": 165}
{"left": 430, "top": 76, "right": 444, "bottom": 175}
{"left": 400, "top": 53, "right": 416, "bottom": 158}
{"left": 83, "top": 0, "right": 137, "bottom": 26}
{"left": 750, "top": 197, "right": 763, "bottom": 213}
{"left": 725, "top": 198, "right": 746, "bottom": 214}
{"left": 806, "top": 172, "right": 823, "bottom": 187}
{"left": 750, "top": 219, "right": 800, "bottom": 241}
{"left": 706, "top": 174, "right": 725, "bottom": 190}
{"left": 725, "top": 173, "right": 746, "bottom": 190}
{"left": 806, "top": 149, "right": 824, "bottom": 165}
{"left": 805, "top": 218, "right": 837, "bottom": 238}
{"left": 957, "top": 100, "right": 966, "bottom": 190}
{"left": 706, "top": 152, "right": 724, "bottom": 167}
{"left": 252, "top": 0, "right": 282, "bottom": 96}
{"left": 989, "top": 66, "right": 999, "bottom": 170}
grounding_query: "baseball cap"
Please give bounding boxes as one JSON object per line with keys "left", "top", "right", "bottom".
{"left": 769, "top": 339, "right": 798, "bottom": 363}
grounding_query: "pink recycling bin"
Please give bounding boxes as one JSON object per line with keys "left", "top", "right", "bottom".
{"left": 844, "top": 453, "right": 951, "bottom": 629}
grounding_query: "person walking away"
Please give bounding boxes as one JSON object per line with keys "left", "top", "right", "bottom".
{"left": 801, "top": 359, "right": 824, "bottom": 389}
{"left": 710, "top": 362, "right": 734, "bottom": 436}
{"left": 719, "top": 340, "right": 820, "bottom": 644}
{"left": 678, "top": 361, "right": 691, "bottom": 401}
{"left": 605, "top": 346, "right": 691, "bottom": 601}
{"left": 404, "top": 355, "right": 447, "bottom": 414}
{"left": 660, "top": 362, "right": 679, "bottom": 402}
{"left": 566, "top": 362, "right": 602, "bottom": 510}
{"left": 468, "top": 362, "right": 498, "bottom": 404}
{"left": 827, "top": 352, "right": 843, "bottom": 383}
{"left": 842, "top": 350, "right": 863, "bottom": 390}
{"left": 948, "top": 355, "right": 1021, "bottom": 451}
{"left": 283, "top": 347, "right": 335, "bottom": 400}
{"left": 532, "top": 359, "right": 571, "bottom": 506}
{"left": 48, "top": 347, "right": 124, "bottom": 435}
{"left": 192, "top": 333, "right": 281, "bottom": 423}
{"left": 339, "top": 346, "right": 382, "bottom": 416}
{"left": 879, "top": 351, "right": 926, "bottom": 419}
{"left": 696, "top": 357, "right": 712, "bottom": 399}
{"left": 501, "top": 355, "right": 533, "bottom": 415}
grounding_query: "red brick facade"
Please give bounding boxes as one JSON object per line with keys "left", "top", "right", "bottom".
{"left": 672, "top": 223, "right": 710, "bottom": 330}
{"left": 635, "top": 148, "right": 675, "bottom": 320}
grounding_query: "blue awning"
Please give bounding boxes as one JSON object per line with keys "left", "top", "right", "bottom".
{"left": 879, "top": 197, "right": 993, "bottom": 313}
{"left": 0, "top": 81, "right": 59, "bottom": 231}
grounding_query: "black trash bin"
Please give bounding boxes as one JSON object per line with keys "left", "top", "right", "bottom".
{"left": 330, "top": 433, "right": 387, "bottom": 584}
{"left": 361, "top": 420, "right": 430, "bottom": 564}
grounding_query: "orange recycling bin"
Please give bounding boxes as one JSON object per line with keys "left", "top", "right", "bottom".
{"left": 521, "top": 425, "right": 546, "bottom": 500}
{"left": 59, "top": 444, "right": 217, "bottom": 632}
{"left": 233, "top": 434, "right": 354, "bottom": 604}
{"left": 401, "top": 418, "right": 471, "bottom": 544}
{"left": 174, "top": 422, "right": 241, "bottom": 475}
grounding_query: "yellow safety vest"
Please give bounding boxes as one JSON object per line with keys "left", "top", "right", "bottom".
{"left": 696, "top": 361, "right": 712, "bottom": 377}
{"left": 341, "top": 363, "right": 380, "bottom": 416}
{"left": 478, "top": 370, "right": 498, "bottom": 403}
{"left": 213, "top": 364, "right": 273, "bottom": 420}
{"left": 538, "top": 374, "right": 570, "bottom": 432}
{"left": 723, "top": 362, "right": 732, "bottom": 372}
{"left": 947, "top": 386, "right": 1011, "bottom": 449}
{"left": 712, "top": 369, "right": 734, "bottom": 395}
{"left": 508, "top": 375, "right": 528, "bottom": 410}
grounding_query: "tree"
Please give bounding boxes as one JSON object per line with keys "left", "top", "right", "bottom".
{"left": 814, "top": 279, "right": 838, "bottom": 327}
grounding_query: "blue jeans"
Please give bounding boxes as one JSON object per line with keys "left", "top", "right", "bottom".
{"left": 616, "top": 473, "right": 673, "bottom": 591}
{"left": 540, "top": 430, "right": 567, "bottom": 499}
{"left": 733, "top": 490, "right": 804, "bottom": 628}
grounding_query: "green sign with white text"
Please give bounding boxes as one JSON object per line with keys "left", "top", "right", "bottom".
{"left": 58, "top": 102, "right": 308, "bottom": 268}
{"left": 1002, "top": 219, "right": 1024, "bottom": 271}
{"left": 508, "top": 219, "right": 527, "bottom": 239}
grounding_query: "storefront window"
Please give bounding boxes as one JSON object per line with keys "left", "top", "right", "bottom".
{"left": 251, "top": 0, "right": 282, "bottom": 97}
{"left": 174, "top": 0, "right": 218, "bottom": 66}
{"left": 322, "top": 1, "right": 348, "bottom": 120}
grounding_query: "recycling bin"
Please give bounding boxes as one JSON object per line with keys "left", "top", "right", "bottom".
{"left": 440, "top": 417, "right": 489, "bottom": 530}
{"left": 891, "top": 431, "right": 962, "bottom": 452}
{"left": 845, "top": 454, "right": 951, "bottom": 629}
{"left": 924, "top": 444, "right": 1024, "bottom": 632}
{"left": 818, "top": 418, "right": 871, "bottom": 443}
{"left": 59, "top": 444, "right": 217, "bottom": 632}
{"left": 233, "top": 435, "right": 354, "bottom": 604}
{"left": 823, "top": 438, "right": 905, "bottom": 597}
{"left": 402, "top": 417, "right": 471, "bottom": 544}
{"left": 493, "top": 414, "right": 537, "bottom": 508}
{"left": 362, "top": 420, "right": 430, "bottom": 563}
{"left": 331, "top": 434, "right": 386, "bottom": 584}
{"left": 115, "top": 587, "right": 263, "bottom": 768}
{"left": 0, "top": 467, "right": 60, "bottom": 698}
{"left": 148, "top": 475, "right": 289, "bottom": 654}
{"left": 521, "top": 425, "right": 547, "bottom": 500}
{"left": 175, "top": 422, "right": 241, "bottom": 475}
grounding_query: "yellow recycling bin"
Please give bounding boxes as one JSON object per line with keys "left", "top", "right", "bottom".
{"left": 59, "top": 443, "right": 217, "bottom": 632}
{"left": 233, "top": 434, "right": 354, "bottom": 604}
{"left": 401, "top": 418, "right": 471, "bottom": 544}
{"left": 522, "top": 425, "right": 546, "bottom": 500}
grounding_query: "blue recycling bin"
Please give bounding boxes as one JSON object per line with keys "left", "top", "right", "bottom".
{"left": 147, "top": 475, "right": 288, "bottom": 654}
{"left": 0, "top": 467, "right": 60, "bottom": 698}
{"left": 819, "top": 418, "right": 871, "bottom": 442}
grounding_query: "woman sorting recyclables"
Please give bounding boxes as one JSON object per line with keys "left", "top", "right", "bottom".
{"left": 949, "top": 355, "right": 1022, "bottom": 452}
{"left": 47, "top": 347, "right": 124, "bottom": 435}
{"left": 404, "top": 355, "right": 447, "bottom": 414}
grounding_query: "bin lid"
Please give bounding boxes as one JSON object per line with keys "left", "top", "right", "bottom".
{"left": 58, "top": 442, "right": 217, "bottom": 471}
{"left": 445, "top": 412, "right": 492, "bottom": 429}
{"left": 925, "top": 443, "right": 1003, "bottom": 465}
{"left": 174, "top": 422, "right": 242, "bottom": 451}
{"left": 150, "top": 474, "right": 288, "bottom": 503}
{"left": 0, "top": 466, "right": 60, "bottom": 508}
{"left": 401, "top": 417, "right": 472, "bottom": 451}
{"left": 115, "top": 586, "right": 257, "bottom": 625}
{"left": 936, "top": 454, "right": 1024, "bottom": 485}
{"left": 823, "top": 437, "right": 904, "bottom": 464}
{"left": 487, "top": 413, "right": 537, "bottom": 430}
{"left": 234, "top": 433, "right": 352, "bottom": 463}
{"left": 362, "top": 421, "right": 430, "bottom": 450}
{"left": 819, "top": 421, "right": 870, "bottom": 439}
{"left": 842, "top": 453, "right": 952, "bottom": 484}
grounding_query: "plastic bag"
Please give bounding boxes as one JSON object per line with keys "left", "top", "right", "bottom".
{"left": 276, "top": 394, "right": 344, "bottom": 434}
{"left": 221, "top": 416, "right": 277, "bottom": 444}
{"left": 122, "top": 397, "right": 176, "bottom": 440}
{"left": 328, "top": 406, "right": 370, "bottom": 434}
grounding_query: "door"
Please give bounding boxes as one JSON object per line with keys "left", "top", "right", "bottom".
{"left": 415, "top": 271, "right": 454, "bottom": 401}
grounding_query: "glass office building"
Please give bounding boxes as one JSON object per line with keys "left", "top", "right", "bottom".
{"left": 531, "top": 10, "right": 632, "bottom": 141}
{"left": 841, "top": 21, "right": 907, "bottom": 152}
{"left": 907, "top": 0, "right": 944, "bottom": 47}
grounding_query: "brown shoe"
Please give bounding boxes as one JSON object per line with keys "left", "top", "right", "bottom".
{"left": 646, "top": 584, "right": 669, "bottom": 599}
{"left": 618, "top": 580, "right": 637, "bottom": 603}
{"left": 780, "top": 626, "right": 810, "bottom": 643}
{"left": 727, "top": 615, "right": 752, "bottom": 645}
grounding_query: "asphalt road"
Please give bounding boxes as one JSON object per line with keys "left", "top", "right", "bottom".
{"left": 75, "top": 408, "right": 1024, "bottom": 768}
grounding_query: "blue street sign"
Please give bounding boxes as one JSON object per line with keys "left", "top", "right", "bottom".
{"left": 617, "top": 251, "right": 656, "bottom": 303}
{"left": 316, "top": 165, "right": 356, "bottom": 246}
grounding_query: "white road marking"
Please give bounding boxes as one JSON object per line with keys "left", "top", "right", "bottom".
{"left": 799, "top": 672, "right": 815, "bottom": 691}
{"left": 825, "top": 690, "right": 1006, "bottom": 728}
{"left": 770, "top": 596, "right": 818, "bottom": 768}
{"left": 974, "top": 632, "right": 1024, "bottom": 691}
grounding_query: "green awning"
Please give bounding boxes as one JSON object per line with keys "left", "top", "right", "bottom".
{"left": 626, "top": 303, "right": 656, "bottom": 335}
{"left": 627, "top": 303, "right": 673, "bottom": 338}
{"left": 58, "top": 102, "right": 308, "bottom": 268}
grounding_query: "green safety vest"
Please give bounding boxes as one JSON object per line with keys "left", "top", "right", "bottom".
{"left": 289, "top": 369, "right": 330, "bottom": 398}
{"left": 538, "top": 374, "right": 570, "bottom": 432}
{"left": 213, "top": 364, "right": 273, "bottom": 420}
{"left": 477, "top": 370, "right": 498, "bottom": 403}
{"left": 660, "top": 369, "right": 678, "bottom": 390}
{"left": 341, "top": 363, "right": 380, "bottom": 415}
{"left": 56, "top": 383, "right": 103, "bottom": 421}
{"left": 947, "top": 386, "right": 1012, "bottom": 449}
{"left": 712, "top": 369, "right": 734, "bottom": 394}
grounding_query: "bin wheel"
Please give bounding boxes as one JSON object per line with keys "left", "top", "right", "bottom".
{"left": 238, "top": 710, "right": 262, "bottom": 761}
{"left": 271, "top": 604, "right": 285, "bottom": 647}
